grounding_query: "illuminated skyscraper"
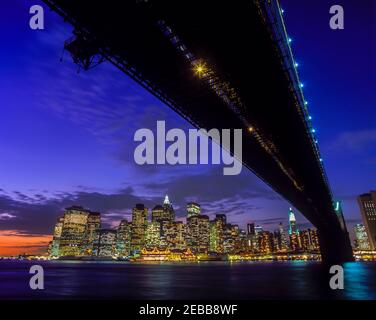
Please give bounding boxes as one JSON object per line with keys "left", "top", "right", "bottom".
{"left": 259, "top": 231, "right": 274, "bottom": 254}
{"left": 161, "top": 221, "right": 186, "bottom": 250}
{"left": 59, "top": 206, "right": 90, "bottom": 256}
{"left": 354, "top": 224, "right": 371, "bottom": 250}
{"left": 84, "top": 212, "right": 101, "bottom": 255}
{"left": 116, "top": 219, "right": 131, "bottom": 257}
{"left": 187, "top": 202, "right": 201, "bottom": 219}
{"left": 278, "top": 222, "right": 288, "bottom": 251}
{"left": 300, "top": 229, "right": 320, "bottom": 251}
{"left": 209, "top": 215, "right": 226, "bottom": 253}
{"left": 96, "top": 229, "right": 116, "bottom": 257}
{"left": 145, "top": 221, "right": 161, "bottom": 248}
{"left": 131, "top": 204, "right": 148, "bottom": 252}
{"left": 163, "top": 194, "right": 175, "bottom": 222}
{"left": 51, "top": 217, "right": 64, "bottom": 257}
{"left": 357, "top": 192, "right": 376, "bottom": 250}
{"left": 288, "top": 208, "right": 298, "bottom": 235}
{"left": 187, "top": 215, "right": 209, "bottom": 253}
{"left": 151, "top": 205, "right": 167, "bottom": 223}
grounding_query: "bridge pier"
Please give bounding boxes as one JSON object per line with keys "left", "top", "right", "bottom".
{"left": 317, "top": 227, "right": 354, "bottom": 263}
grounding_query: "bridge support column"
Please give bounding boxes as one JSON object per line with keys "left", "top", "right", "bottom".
{"left": 317, "top": 227, "right": 354, "bottom": 263}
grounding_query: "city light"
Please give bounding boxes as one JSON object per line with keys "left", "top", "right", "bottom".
{"left": 193, "top": 62, "right": 207, "bottom": 77}
{"left": 46, "top": 197, "right": 322, "bottom": 262}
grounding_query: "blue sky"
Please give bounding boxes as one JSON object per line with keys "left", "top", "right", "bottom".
{"left": 0, "top": 0, "right": 375, "bottom": 243}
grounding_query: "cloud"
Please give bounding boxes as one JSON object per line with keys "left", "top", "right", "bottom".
{"left": 0, "top": 213, "right": 17, "bottom": 220}
{"left": 326, "top": 129, "right": 376, "bottom": 153}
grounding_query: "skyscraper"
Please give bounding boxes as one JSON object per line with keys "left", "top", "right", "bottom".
{"left": 84, "top": 212, "right": 101, "bottom": 255}
{"left": 116, "top": 219, "right": 131, "bottom": 257}
{"left": 278, "top": 222, "right": 288, "bottom": 251}
{"left": 51, "top": 217, "right": 64, "bottom": 257}
{"left": 357, "top": 192, "right": 376, "bottom": 250}
{"left": 151, "top": 205, "right": 167, "bottom": 223}
{"left": 187, "top": 202, "right": 201, "bottom": 219}
{"left": 288, "top": 208, "right": 298, "bottom": 235}
{"left": 59, "top": 206, "right": 90, "bottom": 256}
{"left": 187, "top": 215, "right": 210, "bottom": 253}
{"left": 354, "top": 224, "right": 371, "bottom": 251}
{"left": 96, "top": 229, "right": 116, "bottom": 257}
{"left": 209, "top": 215, "right": 226, "bottom": 253}
{"left": 131, "top": 204, "right": 148, "bottom": 252}
{"left": 145, "top": 222, "right": 161, "bottom": 248}
{"left": 163, "top": 194, "right": 175, "bottom": 221}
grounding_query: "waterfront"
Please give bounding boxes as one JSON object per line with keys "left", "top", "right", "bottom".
{"left": 0, "top": 260, "right": 375, "bottom": 300}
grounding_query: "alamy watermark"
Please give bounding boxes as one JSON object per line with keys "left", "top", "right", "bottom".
{"left": 134, "top": 121, "right": 243, "bottom": 176}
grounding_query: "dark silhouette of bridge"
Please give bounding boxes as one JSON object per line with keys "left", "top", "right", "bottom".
{"left": 42, "top": 0, "right": 353, "bottom": 262}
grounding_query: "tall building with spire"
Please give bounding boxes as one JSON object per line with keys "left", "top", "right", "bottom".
{"left": 163, "top": 194, "right": 175, "bottom": 222}
{"left": 288, "top": 208, "right": 298, "bottom": 235}
{"left": 288, "top": 208, "right": 301, "bottom": 251}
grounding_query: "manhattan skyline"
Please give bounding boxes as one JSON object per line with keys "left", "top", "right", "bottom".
{"left": 0, "top": 0, "right": 375, "bottom": 256}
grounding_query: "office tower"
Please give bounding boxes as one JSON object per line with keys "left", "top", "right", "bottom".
{"left": 246, "top": 222, "right": 256, "bottom": 252}
{"left": 354, "top": 224, "right": 371, "bottom": 250}
{"left": 255, "top": 225, "right": 263, "bottom": 235}
{"left": 357, "top": 192, "right": 376, "bottom": 250}
{"left": 187, "top": 202, "right": 201, "bottom": 219}
{"left": 187, "top": 215, "right": 210, "bottom": 253}
{"left": 161, "top": 221, "right": 186, "bottom": 250}
{"left": 145, "top": 221, "right": 161, "bottom": 248}
{"left": 163, "top": 194, "right": 175, "bottom": 221}
{"left": 209, "top": 216, "right": 226, "bottom": 253}
{"left": 84, "top": 212, "right": 101, "bottom": 255}
{"left": 247, "top": 223, "right": 255, "bottom": 236}
{"left": 172, "top": 221, "right": 187, "bottom": 250}
{"left": 59, "top": 206, "right": 90, "bottom": 256}
{"left": 50, "top": 217, "right": 64, "bottom": 257}
{"left": 259, "top": 231, "right": 274, "bottom": 254}
{"left": 223, "top": 223, "right": 236, "bottom": 253}
{"left": 300, "top": 229, "right": 320, "bottom": 251}
{"left": 131, "top": 203, "right": 148, "bottom": 252}
{"left": 151, "top": 205, "right": 167, "bottom": 223}
{"left": 116, "top": 219, "right": 131, "bottom": 257}
{"left": 96, "top": 229, "right": 116, "bottom": 257}
{"left": 288, "top": 207, "right": 298, "bottom": 235}
{"left": 278, "top": 222, "right": 288, "bottom": 251}
{"left": 238, "top": 229, "right": 248, "bottom": 252}
{"left": 198, "top": 215, "right": 210, "bottom": 252}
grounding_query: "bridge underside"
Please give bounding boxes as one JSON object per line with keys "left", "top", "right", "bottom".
{"left": 42, "top": 0, "right": 353, "bottom": 262}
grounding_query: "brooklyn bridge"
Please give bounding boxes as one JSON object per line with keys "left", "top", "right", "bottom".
{"left": 41, "top": 0, "right": 354, "bottom": 262}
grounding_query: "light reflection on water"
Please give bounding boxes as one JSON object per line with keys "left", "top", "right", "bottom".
{"left": 0, "top": 260, "right": 375, "bottom": 300}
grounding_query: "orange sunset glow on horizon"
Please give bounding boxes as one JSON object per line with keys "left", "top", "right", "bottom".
{"left": 0, "top": 230, "right": 52, "bottom": 256}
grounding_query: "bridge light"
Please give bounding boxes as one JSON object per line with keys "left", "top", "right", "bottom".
{"left": 294, "top": 62, "right": 299, "bottom": 68}
{"left": 315, "top": 139, "right": 318, "bottom": 144}
{"left": 288, "top": 38, "right": 292, "bottom": 43}
{"left": 319, "top": 158, "right": 323, "bottom": 162}
{"left": 304, "top": 101, "right": 308, "bottom": 106}
{"left": 300, "top": 83, "right": 304, "bottom": 88}
{"left": 281, "top": 8, "right": 285, "bottom": 14}
{"left": 311, "top": 128, "right": 316, "bottom": 133}
{"left": 248, "top": 127, "right": 254, "bottom": 133}
{"left": 193, "top": 62, "right": 207, "bottom": 77}
{"left": 308, "top": 115, "right": 312, "bottom": 120}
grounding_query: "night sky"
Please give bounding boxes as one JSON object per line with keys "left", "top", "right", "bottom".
{"left": 0, "top": 0, "right": 375, "bottom": 255}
